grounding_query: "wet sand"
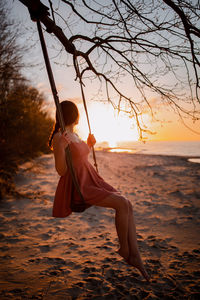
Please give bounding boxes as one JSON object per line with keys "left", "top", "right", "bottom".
{"left": 0, "top": 151, "right": 199, "bottom": 299}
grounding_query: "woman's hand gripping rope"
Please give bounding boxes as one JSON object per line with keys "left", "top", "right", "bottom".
{"left": 87, "top": 133, "right": 96, "bottom": 148}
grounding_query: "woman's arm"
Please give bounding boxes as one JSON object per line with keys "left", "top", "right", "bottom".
{"left": 52, "top": 132, "right": 71, "bottom": 176}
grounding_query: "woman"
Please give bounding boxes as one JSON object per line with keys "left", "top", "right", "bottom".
{"left": 49, "top": 100, "right": 149, "bottom": 282}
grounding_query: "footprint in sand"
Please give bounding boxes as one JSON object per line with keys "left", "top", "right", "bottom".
{"left": 39, "top": 245, "right": 51, "bottom": 253}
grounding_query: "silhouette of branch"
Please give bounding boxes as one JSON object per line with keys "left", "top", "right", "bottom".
{"left": 18, "top": 0, "right": 200, "bottom": 138}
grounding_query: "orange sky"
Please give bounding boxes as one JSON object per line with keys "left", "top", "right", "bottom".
{"left": 41, "top": 71, "right": 200, "bottom": 145}
{"left": 72, "top": 101, "right": 200, "bottom": 146}
{"left": 43, "top": 63, "right": 200, "bottom": 144}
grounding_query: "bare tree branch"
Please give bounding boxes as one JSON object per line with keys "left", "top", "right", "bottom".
{"left": 18, "top": 0, "right": 200, "bottom": 139}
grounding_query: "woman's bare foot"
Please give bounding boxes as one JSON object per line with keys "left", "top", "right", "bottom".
{"left": 128, "top": 254, "right": 150, "bottom": 282}
{"left": 117, "top": 247, "right": 129, "bottom": 261}
{"left": 117, "top": 248, "right": 150, "bottom": 282}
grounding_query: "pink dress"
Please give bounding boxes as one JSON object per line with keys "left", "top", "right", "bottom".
{"left": 52, "top": 140, "right": 118, "bottom": 218}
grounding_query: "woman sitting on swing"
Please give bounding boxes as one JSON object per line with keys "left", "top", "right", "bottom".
{"left": 49, "top": 100, "right": 149, "bottom": 282}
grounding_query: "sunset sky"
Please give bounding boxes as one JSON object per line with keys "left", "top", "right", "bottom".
{"left": 9, "top": 0, "right": 200, "bottom": 146}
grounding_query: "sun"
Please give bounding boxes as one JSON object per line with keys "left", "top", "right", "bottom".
{"left": 77, "top": 102, "right": 139, "bottom": 147}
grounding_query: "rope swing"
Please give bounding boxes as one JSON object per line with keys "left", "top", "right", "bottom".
{"left": 74, "top": 57, "right": 98, "bottom": 173}
{"left": 36, "top": 20, "right": 96, "bottom": 212}
{"left": 36, "top": 21, "right": 83, "bottom": 208}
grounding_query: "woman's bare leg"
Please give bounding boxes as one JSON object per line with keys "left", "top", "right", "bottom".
{"left": 127, "top": 201, "right": 139, "bottom": 253}
{"left": 95, "top": 194, "right": 130, "bottom": 260}
{"left": 95, "top": 194, "right": 149, "bottom": 281}
{"left": 127, "top": 202, "right": 150, "bottom": 281}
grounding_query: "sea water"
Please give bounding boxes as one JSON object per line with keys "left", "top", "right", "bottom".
{"left": 109, "top": 141, "right": 200, "bottom": 163}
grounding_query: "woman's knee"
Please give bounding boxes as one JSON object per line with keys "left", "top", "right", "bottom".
{"left": 95, "top": 194, "right": 130, "bottom": 212}
{"left": 128, "top": 199, "right": 133, "bottom": 212}
{"left": 117, "top": 196, "right": 133, "bottom": 214}
{"left": 116, "top": 195, "right": 130, "bottom": 212}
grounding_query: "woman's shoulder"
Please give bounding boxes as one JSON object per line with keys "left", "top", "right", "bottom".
{"left": 68, "top": 132, "right": 82, "bottom": 143}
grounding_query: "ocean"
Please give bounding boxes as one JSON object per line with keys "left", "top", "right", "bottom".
{"left": 108, "top": 141, "right": 200, "bottom": 163}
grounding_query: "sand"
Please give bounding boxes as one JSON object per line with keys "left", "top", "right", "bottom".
{"left": 0, "top": 151, "right": 200, "bottom": 299}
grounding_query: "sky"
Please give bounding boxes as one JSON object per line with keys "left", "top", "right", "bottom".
{"left": 8, "top": 0, "right": 200, "bottom": 145}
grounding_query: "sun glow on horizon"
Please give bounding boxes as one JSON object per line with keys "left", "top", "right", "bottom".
{"left": 77, "top": 103, "right": 139, "bottom": 147}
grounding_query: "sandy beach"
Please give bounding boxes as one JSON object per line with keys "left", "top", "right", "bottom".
{"left": 0, "top": 151, "right": 199, "bottom": 299}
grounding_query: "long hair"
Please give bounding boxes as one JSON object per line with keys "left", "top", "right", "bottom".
{"left": 49, "top": 100, "right": 79, "bottom": 149}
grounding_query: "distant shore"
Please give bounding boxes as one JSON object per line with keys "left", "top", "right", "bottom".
{"left": 96, "top": 140, "right": 200, "bottom": 164}
{"left": 0, "top": 151, "right": 199, "bottom": 299}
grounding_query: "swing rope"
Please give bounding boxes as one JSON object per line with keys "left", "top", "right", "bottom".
{"left": 19, "top": 0, "right": 98, "bottom": 173}
{"left": 36, "top": 20, "right": 85, "bottom": 209}
{"left": 74, "top": 57, "right": 98, "bottom": 173}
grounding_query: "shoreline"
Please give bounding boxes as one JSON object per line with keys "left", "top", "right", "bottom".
{"left": 95, "top": 140, "right": 200, "bottom": 161}
{"left": 101, "top": 146, "right": 200, "bottom": 157}
{"left": 97, "top": 147, "right": 200, "bottom": 165}
{"left": 0, "top": 151, "right": 199, "bottom": 299}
